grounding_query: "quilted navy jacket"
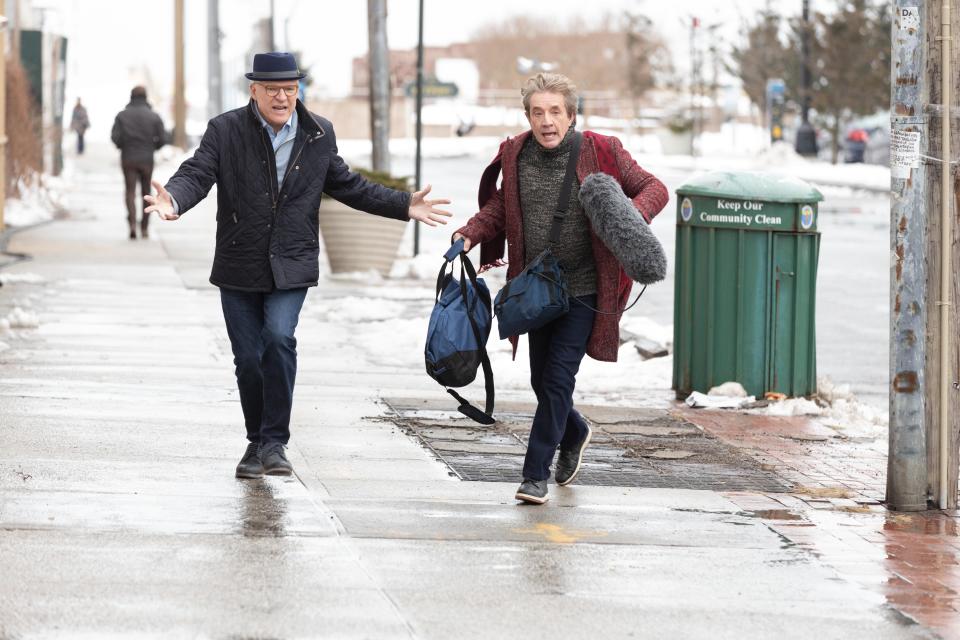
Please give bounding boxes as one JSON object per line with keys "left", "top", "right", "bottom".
{"left": 164, "top": 100, "right": 411, "bottom": 291}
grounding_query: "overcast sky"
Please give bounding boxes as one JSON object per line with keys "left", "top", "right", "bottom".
{"left": 37, "top": 0, "right": 801, "bottom": 131}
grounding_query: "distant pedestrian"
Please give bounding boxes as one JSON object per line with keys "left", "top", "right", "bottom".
{"left": 453, "top": 73, "right": 669, "bottom": 505}
{"left": 69, "top": 98, "right": 90, "bottom": 155}
{"left": 143, "top": 52, "right": 452, "bottom": 480}
{"left": 111, "top": 86, "right": 166, "bottom": 240}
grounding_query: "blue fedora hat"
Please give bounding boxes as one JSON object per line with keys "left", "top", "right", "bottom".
{"left": 245, "top": 52, "right": 306, "bottom": 81}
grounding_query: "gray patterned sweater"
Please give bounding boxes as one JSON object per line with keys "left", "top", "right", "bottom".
{"left": 518, "top": 127, "right": 596, "bottom": 297}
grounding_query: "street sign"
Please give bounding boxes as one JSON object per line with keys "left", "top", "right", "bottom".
{"left": 404, "top": 79, "right": 459, "bottom": 99}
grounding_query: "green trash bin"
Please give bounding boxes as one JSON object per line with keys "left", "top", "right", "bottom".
{"left": 672, "top": 172, "right": 824, "bottom": 400}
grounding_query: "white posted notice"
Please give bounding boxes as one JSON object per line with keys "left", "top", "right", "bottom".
{"left": 891, "top": 129, "right": 921, "bottom": 179}
{"left": 899, "top": 7, "right": 920, "bottom": 31}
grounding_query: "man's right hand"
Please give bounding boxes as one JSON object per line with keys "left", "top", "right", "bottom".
{"left": 144, "top": 180, "right": 179, "bottom": 221}
{"left": 452, "top": 233, "right": 471, "bottom": 252}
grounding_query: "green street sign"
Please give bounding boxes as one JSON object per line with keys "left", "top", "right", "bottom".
{"left": 404, "top": 80, "right": 459, "bottom": 99}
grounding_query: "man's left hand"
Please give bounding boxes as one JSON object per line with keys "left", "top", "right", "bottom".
{"left": 408, "top": 184, "right": 452, "bottom": 226}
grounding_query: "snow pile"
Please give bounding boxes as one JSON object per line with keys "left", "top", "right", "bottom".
{"left": 749, "top": 377, "right": 887, "bottom": 434}
{"left": 621, "top": 316, "right": 673, "bottom": 349}
{"left": 708, "top": 381, "right": 748, "bottom": 397}
{"left": 0, "top": 272, "right": 45, "bottom": 285}
{"left": 763, "top": 397, "right": 823, "bottom": 417}
{"left": 5, "top": 307, "right": 39, "bottom": 329}
{"left": 391, "top": 253, "right": 445, "bottom": 281}
{"left": 4, "top": 175, "right": 69, "bottom": 227}
{"left": 316, "top": 296, "right": 409, "bottom": 323}
{"left": 323, "top": 269, "right": 384, "bottom": 284}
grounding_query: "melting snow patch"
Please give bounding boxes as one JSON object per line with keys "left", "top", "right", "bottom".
{"left": 6, "top": 307, "right": 39, "bottom": 329}
{"left": 708, "top": 381, "right": 748, "bottom": 397}
{"left": 763, "top": 397, "right": 823, "bottom": 417}
{"left": 0, "top": 273, "right": 45, "bottom": 285}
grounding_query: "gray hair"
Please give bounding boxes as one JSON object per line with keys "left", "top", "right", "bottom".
{"left": 521, "top": 73, "right": 579, "bottom": 117}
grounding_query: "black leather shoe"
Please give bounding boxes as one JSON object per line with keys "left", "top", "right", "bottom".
{"left": 235, "top": 442, "right": 263, "bottom": 479}
{"left": 260, "top": 442, "right": 293, "bottom": 476}
{"left": 515, "top": 478, "right": 549, "bottom": 504}
{"left": 555, "top": 424, "right": 592, "bottom": 486}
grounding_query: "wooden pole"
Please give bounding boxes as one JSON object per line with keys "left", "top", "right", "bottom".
{"left": 173, "top": 0, "right": 187, "bottom": 149}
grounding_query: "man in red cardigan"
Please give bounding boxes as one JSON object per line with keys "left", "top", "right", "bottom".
{"left": 454, "top": 73, "right": 668, "bottom": 504}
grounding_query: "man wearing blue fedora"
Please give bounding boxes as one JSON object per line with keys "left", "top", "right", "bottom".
{"left": 144, "top": 52, "right": 452, "bottom": 479}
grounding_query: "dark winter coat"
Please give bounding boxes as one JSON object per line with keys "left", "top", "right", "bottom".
{"left": 70, "top": 104, "right": 89, "bottom": 134}
{"left": 110, "top": 96, "right": 165, "bottom": 166}
{"left": 456, "top": 131, "right": 668, "bottom": 362}
{"left": 163, "top": 100, "right": 411, "bottom": 292}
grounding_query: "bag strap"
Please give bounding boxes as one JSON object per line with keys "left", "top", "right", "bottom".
{"left": 529, "top": 263, "right": 649, "bottom": 316}
{"left": 548, "top": 131, "right": 583, "bottom": 247}
{"left": 438, "top": 241, "right": 495, "bottom": 425}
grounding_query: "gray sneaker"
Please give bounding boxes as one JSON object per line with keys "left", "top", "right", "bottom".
{"left": 555, "top": 424, "right": 592, "bottom": 486}
{"left": 515, "top": 478, "right": 549, "bottom": 504}
{"left": 260, "top": 442, "right": 293, "bottom": 476}
{"left": 235, "top": 442, "right": 264, "bottom": 479}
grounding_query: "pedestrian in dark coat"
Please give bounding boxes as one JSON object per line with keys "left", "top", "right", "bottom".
{"left": 144, "top": 52, "right": 452, "bottom": 479}
{"left": 111, "top": 86, "right": 166, "bottom": 239}
{"left": 454, "top": 73, "right": 668, "bottom": 505}
{"left": 69, "top": 98, "right": 90, "bottom": 155}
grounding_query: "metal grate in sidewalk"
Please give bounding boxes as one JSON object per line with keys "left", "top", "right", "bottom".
{"left": 383, "top": 398, "right": 792, "bottom": 493}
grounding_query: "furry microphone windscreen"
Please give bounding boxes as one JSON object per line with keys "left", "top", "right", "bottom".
{"left": 578, "top": 172, "right": 667, "bottom": 285}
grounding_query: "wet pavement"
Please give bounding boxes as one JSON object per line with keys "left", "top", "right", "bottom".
{"left": 0, "top": 143, "right": 947, "bottom": 638}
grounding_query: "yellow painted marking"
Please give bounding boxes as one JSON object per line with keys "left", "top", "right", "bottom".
{"left": 513, "top": 523, "right": 607, "bottom": 544}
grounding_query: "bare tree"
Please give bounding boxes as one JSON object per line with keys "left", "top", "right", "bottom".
{"left": 809, "top": 0, "right": 890, "bottom": 163}
{"left": 729, "top": 8, "right": 794, "bottom": 112}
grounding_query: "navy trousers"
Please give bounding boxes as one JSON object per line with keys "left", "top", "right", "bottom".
{"left": 220, "top": 287, "right": 308, "bottom": 446}
{"left": 523, "top": 295, "right": 596, "bottom": 481}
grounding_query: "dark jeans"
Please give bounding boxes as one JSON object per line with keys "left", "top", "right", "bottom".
{"left": 76, "top": 131, "right": 85, "bottom": 154}
{"left": 523, "top": 295, "right": 596, "bottom": 481}
{"left": 122, "top": 162, "right": 153, "bottom": 233}
{"left": 220, "top": 287, "right": 308, "bottom": 446}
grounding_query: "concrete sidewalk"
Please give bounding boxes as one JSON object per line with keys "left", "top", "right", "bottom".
{"left": 0, "top": 147, "right": 940, "bottom": 639}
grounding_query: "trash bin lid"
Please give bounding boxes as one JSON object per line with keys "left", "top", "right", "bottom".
{"left": 677, "top": 171, "right": 824, "bottom": 204}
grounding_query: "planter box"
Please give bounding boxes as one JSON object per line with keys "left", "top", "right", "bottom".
{"left": 657, "top": 128, "right": 694, "bottom": 156}
{"left": 318, "top": 198, "right": 408, "bottom": 276}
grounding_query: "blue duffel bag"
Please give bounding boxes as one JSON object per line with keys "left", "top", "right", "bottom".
{"left": 424, "top": 238, "right": 495, "bottom": 424}
{"left": 492, "top": 249, "right": 568, "bottom": 340}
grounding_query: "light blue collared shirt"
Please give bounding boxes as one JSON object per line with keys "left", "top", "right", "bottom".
{"left": 170, "top": 103, "right": 299, "bottom": 215}
{"left": 253, "top": 102, "right": 298, "bottom": 187}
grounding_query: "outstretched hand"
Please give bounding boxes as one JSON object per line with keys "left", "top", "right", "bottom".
{"left": 144, "top": 180, "right": 179, "bottom": 221}
{"left": 408, "top": 184, "right": 452, "bottom": 227}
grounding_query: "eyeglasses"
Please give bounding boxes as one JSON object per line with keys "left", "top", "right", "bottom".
{"left": 258, "top": 84, "right": 298, "bottom": 97}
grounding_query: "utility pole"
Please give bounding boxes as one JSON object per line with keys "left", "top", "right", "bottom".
{"left": 208, "top": 0, "right": 222, "bottom": 119}
{"left": 889, "top": 2, "right": 930, "bottom": 511}
{"left": 689, "top": 16, "right": 698, "bottom": 156}
{"left": 173, "top": 0, "right": 187, "bottom": 149}
{"left": 268, "top": 0, "right": 276, "bottom": 50}
{"left": 923, "top": 0, "right": 960, "bottom": 509}
{"left": 367, "top": 0, "right": 390, "bottom": 174}
{"left": 795, "top": 0, "right": 818, "bottom": 156}
{"left": 0, "top": 1, "right": 7, "bottom": 234}
{"left": 10, "top": 0, "right": 17, "bottom": 58}
{"left": 889, "top": 1, "right": 960, "bottom": 511}
{"left": 413, "top": 0, "right": 424, "bottom": 256}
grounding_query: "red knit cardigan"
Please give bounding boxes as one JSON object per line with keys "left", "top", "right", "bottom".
{"left": 456, "top": 130, "right": 669, "bottom": 362}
